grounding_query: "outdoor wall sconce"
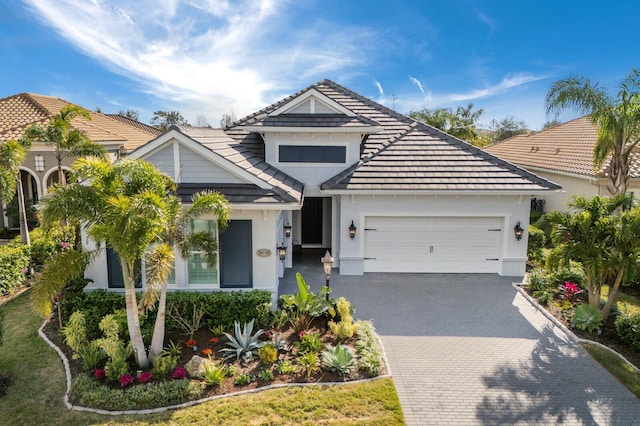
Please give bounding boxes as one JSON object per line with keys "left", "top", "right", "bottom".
{"left": 284, "top": 222, "right": 292, "bottom": 239}
{"left": 34, "top": 155, "right": 45, "bottom": 172}
{"left": 277, "top": 243, "right": 287, "bottom": 261}
{"left": 348, "top": 220, "right": 357, "bottom": 239}
{"left": 321, "top": 250, "right": 334, "bottom": 301}
{"left": 514, "top": 221, "right": 524, "bottom": 241}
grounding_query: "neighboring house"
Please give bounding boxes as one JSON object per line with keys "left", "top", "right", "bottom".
{"left": 83, "top": 79, "right": 560, "bottom": 300}
{"left": 485, "top": 116, "right": 640, "bottom": 212}
{"left": 0, "top": 92, "right": 161, "bottom": 228}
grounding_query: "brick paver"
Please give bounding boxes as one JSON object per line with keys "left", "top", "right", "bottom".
{"left": 280, "top": 265, "right": 640, "bottom": 425}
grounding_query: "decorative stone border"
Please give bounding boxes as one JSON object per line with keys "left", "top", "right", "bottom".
{"left": 513, "top": 282, "right": 640, "bottom": 376}
{"left": 37, "top": 316, "right": 393, "bottom": 416}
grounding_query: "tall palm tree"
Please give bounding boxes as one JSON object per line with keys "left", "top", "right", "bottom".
{"left": 142, "top": 192, "right": 230, "bottom": 362}
{"left": 0, "top": 139, "right": 31, "bottom": 245}
{"left": 545, "top": 195, "right": 640, "bottom": 319}
{"left": 34, "top": 157, "right": 230, "bottom": 368}
{"left": 22, "top": 105, "right": 107, "bottom": 186}
{"left": 546, "top": 69, "right": 640, "bottom": 197}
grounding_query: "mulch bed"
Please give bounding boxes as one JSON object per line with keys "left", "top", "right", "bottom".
{"left": 42, "top": 315, "right": 376, "bottom": 403}
{"left": 523, "top": 287, "right": 640, "bottom": 371}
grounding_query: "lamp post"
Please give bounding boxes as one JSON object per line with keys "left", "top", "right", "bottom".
{"left": 321, "top": 250, "right": 334, "bottom": 301}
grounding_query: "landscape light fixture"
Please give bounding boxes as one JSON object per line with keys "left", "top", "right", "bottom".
{"left": 514, "top": 221, "right": 524, "bottom": 241}
{"left": 348, "top": 220, "right": 357, "bottom": 239}
{"left": 321, "top": 250, "right": 334, "bottom": 301}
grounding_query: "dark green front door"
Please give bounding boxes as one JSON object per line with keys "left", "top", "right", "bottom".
{"left": 220, "top": 220, "right": 253, "bottom": 288}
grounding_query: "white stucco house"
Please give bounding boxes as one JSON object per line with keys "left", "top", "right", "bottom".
{"left": 84, "top": 79, "right": 561, "bottom": 299}
{"left": 485, "top": 116, "right": 640, "bottom": 213}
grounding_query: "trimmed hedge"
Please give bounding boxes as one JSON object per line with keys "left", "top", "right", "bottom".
{"left": 615, "top": 312, "right": 640, "bottom": 352}
{"left": 0, "top": 244, "right": 30, "bottom": 295}
{"left": 61, "top": 289, "right": 273, "bottom": 337}
{"left": 527, "top": 225, "right": 546, "bottom": 265}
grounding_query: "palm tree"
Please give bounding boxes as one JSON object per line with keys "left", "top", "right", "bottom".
{"left": 34, "top": 157, "right": 230, "bottom": 368}
{"left": 545, "top": 195, "right": 640, "bottom": 319}
{"left": 546, "top": 69, "right": 640, "bottom": 197}
{"left": 22, "top": 105, "right": 107, "bottom": 186}
{"left": 0, "top": 139, "right": 31, "bottom": 245}
{"left": 142, "top": 192, "right": 230, "bottom": 362}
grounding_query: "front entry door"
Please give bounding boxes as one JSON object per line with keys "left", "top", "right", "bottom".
{"left": 220, "top": 220, "right": 253, "bottom": 288}
{"left": 301, "top": 197, "right": 323, "bottom": 245}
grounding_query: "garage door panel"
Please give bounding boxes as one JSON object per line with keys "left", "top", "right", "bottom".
{"left": 364, "top": 216, "right": 502, "bottom": 273}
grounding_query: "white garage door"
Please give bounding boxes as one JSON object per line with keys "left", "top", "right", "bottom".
{"left": 363, "top": 216, "right": 502, "bottom": 273}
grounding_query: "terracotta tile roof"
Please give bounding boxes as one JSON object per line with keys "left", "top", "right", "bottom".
{"left": 229, "top": 79, "right": 560, "bottom": 192}
{"left": 484, "top": 115, "right": 630, "bottom": 178}
{"left": 173, "top": 126, "right": 303, "bottom": 205}
{"left": 0, "top": 93, "right": 158, "bottom": 151}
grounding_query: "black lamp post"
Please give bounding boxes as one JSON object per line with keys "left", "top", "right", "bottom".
{"left": 348, "top": 220, "right": 357, "bottom": 239}
{"left": 514, "top": 221, "right": 524, "bottom": 241}
{"left": 321, "top": 250, "right": 334, "bottom": 301}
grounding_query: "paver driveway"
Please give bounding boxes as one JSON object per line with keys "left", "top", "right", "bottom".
{"left": 280, "top": 263, "right": 640, "bottom": 425}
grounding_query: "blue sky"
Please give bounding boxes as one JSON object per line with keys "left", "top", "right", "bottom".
{"left": 1, "top": 0, "right": 639, "bottom": 130}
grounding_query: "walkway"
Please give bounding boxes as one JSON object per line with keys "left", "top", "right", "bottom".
{"left": 279, "top": 256, "right": 640, "bottom": 425}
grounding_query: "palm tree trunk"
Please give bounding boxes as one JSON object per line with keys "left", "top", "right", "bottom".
{"left": 587, "top": 283, "right": 601, "bottom": 309}
{"left": 121, "top": 261, "right": 149, "bottom": 368}
{"left": 16, "top": 172, "right": 30, "bottom": 246}
{"left": 148, "top": 284, "right": 167, "bottom": 363}
{"left": 601, "top": 272, "right": 624, "bottom": 320}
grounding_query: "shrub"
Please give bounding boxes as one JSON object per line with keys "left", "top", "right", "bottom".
{"left": 259, "top": 343, "right": 278, "bottom": 365}
{"left": 297, "top": 351, "right": 320, "bottom": 379}
{"left": 527, "top": 268, "right": 550, "bottom": 293}
{"left": 221, "top": 319, "right": 265, "bottom": 362}
{"left": 0, "top": 244, "right": 30, "bottom": 295}
{"left": 152, "top": 355, "right": 178, "bottom": 379}
{"left": 321, "top": 344, "right": 356, "bottom": 377}
{"left": 615, "top": 312, "right": 640, "bottom": 351}
{"left": 297, "top": 332, "right": 324, "bottom": 354}
{"left": 355, "top": 320, "right": 384, "bottom": 377}
{"left": 549, "top": 264, "right": 586, "bottom": 290}
{"left": 275, "top": 360, "right": 297, "bottom": 375}
{"left": 61, "top": 311, "right": 88, "bottom": 359}
{"left": 70, "top": 373, "right": 203, "bottom": 410}
{"left": 234, "top": 374, "right": 255, "bottom": 386}
{"left": 28, "top": 226, "right": 75, "bottom": 269}
{"left": 527, "top": 225, "right": 546, "bottom": 265}
{"left": 328, "top": 297, "right": 359, "bottom": 340}
{"left": 257, "top": 368, "right": 274, "bottom": 382}
{"left": 572, "top": 304, "right": 603, "bottom": 332}
{"left": 202, "top": 362, "right": 227, "bottom": 387}
{"left": 79, "top": 341, "right": 106, "bottom": 371}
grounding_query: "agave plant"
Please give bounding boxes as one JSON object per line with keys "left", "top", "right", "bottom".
{"left": 321, "top": 344, "right": 356, "bottom": 376}
{"left": 221, "top": 319, "right": 265, "bottom": 362}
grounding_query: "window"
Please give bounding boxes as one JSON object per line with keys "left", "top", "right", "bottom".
{"left": 279, "top": 145, "right": 346, "bottom": 163}
{"left": 188, "top": 220, "right": 218, "bottom": 284}
{"left": 167, "top": 267, "right": 176, "bottom": 285}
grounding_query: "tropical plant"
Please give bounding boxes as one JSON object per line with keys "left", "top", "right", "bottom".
{"left": 22, "top": 104, "right": 107, "bottom": 186}
{"left": 234, "top": 374, "right": 255, "bottom": 386}
{"left": 297, "top": 351, "right": 320, "bottom": 379}
{"left": 210, "top": 324, "right": 226, "bottom": 336}
{"left": 202, "top": 362, "right": 227, "bottom": 387}
{"left": 161, "top": 340, "right": 183, "bottom": 359}
{"left": 289, "top": 311, "right": 313, "bottom": 334}
{"left": 257, "top": 368, "right": 274, "bottom": 382}
{"left": 279, "top": 273, "right": 329, "bottom": 319}
{"left": 328, "top": 297, "right": 359, "bottom": 340}
{"left": 272, "top": 331, "right": 288, "bottom": 352}
{"left": 152, "top": 355, "right": 178, "bottom": 379}
{"left": 96, "top": 314, "right": 133, "bottom": 383}
{"left": 221, "top": 319, "right": 266, "bottom": 362}
{"left": 258, "top": 343, "right": 278, "bottom": 365}
{"left": 321, "top": 344, "right": 356, "bottom": 377}
{"left": 408, "top": 103, "right": 490, "bottom": 146}
{"left": 61, "top": 310, "right": 88, "bottom": 359}
{"left": 275, "top": 360, "right": 297, "bottom": 375}
{"left": 355, "top": 321, "right": 383, "bottom": 377}
{"left": 546, "top": 195, "right": 640, "bottom": 319}
{"left": 297, "top": 332, "right": 324, "bottom": 354}
{"left": 79, "top": 341, "right": 106, "bottom": 371}
{"left": 572, "top": 304, "right": 604, "bottom": 332}
{"left": 546, "top": 68, "right": 640, "bottom": 197}
{"left": 559, "top": 281, "right": 584, "bottom": 304}
{"left": 0, "top": 139, "right": 31, "bottom": 245}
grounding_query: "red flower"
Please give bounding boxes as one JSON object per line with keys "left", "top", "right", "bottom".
{"left": 94, "top": 368, "right": 105, "bottom": 379}
{"left": 172, "top": 366, "right": 186, "bottom": 380}
{"left": 298, "top": 330, "right": 307, "bottom": 339}
{"left": 137, "top": 371, "right": 153, "bottom": 383}
{"left": 120, "top": 374, "right": 135, "bottom": 387}
{"left": 185, "top": 338, "right": 197, "bottom": 348}
{"left": 209, "top": 337, "right": 218, "bottom": 345}
{"left": 202, "top": 348, "right": 213, "bottom": 356}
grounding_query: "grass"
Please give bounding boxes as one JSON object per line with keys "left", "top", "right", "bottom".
{"left": 601, "top": 285, "right": 640, "bottom": 315}
{"left": 581, "top": 342, "right": 640, "bottom": 399}
{"left": 0, "top": 290, "right": 404, "bottom": 425}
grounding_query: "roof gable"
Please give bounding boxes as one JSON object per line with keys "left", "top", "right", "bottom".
{"left": 270, "top": 88, "right": 355, "bottom": 116}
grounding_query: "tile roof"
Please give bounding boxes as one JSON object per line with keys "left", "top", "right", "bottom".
{"left": 246, "top": 113, "right": 379, "bottom": 128}
{"left": 172, "top": 126, "right": 303, "bottom": 205}
{"left": 228, "top": 79, "right": 560, "bottom": 192}
{"left": 0, "top": 93, "right": 159, "bottom": 151}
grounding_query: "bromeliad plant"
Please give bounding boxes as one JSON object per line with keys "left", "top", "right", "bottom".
{"left": 559, "top": 281, "right": 584, "bottom": 304}
{"left": 221, "top": 319, "right": 266, "bottom": 362}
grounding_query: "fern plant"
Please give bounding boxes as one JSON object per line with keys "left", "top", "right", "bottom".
{"left": 321, "top": 344, "right": 356, "bottom": 377}
{"left": 221, "top": 319, "right": 265, "bottom": 362}
{"left": 572, "top": 304, "right": 603, "bottom": 332}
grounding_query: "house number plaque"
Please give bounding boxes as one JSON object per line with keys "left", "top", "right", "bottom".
{"left": 256, "top": 248, "right": 271, "bottom": 257}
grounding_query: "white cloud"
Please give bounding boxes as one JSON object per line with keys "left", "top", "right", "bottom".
{"left": 23, "top": 0, "right": 374, "bottom": 122}
{"left": 408, "top": 75, "right": 426, "bottom": 96}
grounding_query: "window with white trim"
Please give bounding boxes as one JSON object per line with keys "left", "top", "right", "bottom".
{"left": 187, "top": 220, "right": 218, "bottom": 284}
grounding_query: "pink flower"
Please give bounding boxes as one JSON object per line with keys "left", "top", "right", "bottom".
{"left": 298, "top": 330, "right": 307, "bottom": 339}
{"left": 119, "top": 374, "right": 134, "bottom": 387}
{"left": 94, "top": 368, "right": 105, "bottom": 379}
{"left": 137, "top": 371, "right": 153, "bottom": 383}
{"left": 172, "top": 366, "right": 186, "bottom": 380}
{"left": 21, "top": 268, "right": 29, "bottom": 274}
{"left": 60, "top": 241, "right": 69, "bottom": 250}
{"left": 264, "top": 329, "right": 273, "bottom": 339}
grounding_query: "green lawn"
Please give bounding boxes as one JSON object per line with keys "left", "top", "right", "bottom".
{"left": 0, "top": 290, "right": 404, "bottom": 425}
